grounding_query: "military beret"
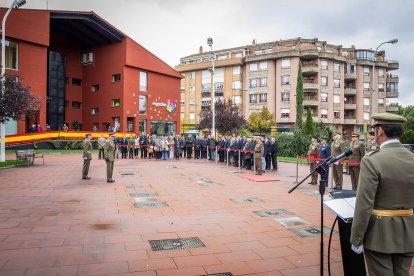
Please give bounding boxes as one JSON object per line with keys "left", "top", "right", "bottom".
{"left": 351, "top": 132, "right": 360, "bottom": 137}
{"left": 372, "top": 112, "right": 406, "bottom": 126}
{"left": 334, "top": 131, "right": 341, "bottom": 136}
{"left": 312, "top": 135, "right": 318, "bottom": 139}
{"left": 85, "top": 133, "right": 91, "bottom": 137}
{"left": 368, "top": 131, "right": 375, "bottom": 136}
{"left": 321, "top": 137, "right": 328, "bottom": 140}
{"left": 109, "top": 133, "right": 115, "bottom": 137}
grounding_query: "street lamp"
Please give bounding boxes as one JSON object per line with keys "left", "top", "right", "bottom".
{"left": 207, "top": 37, "right": 215, "bottom": 139}
{"left": 371, "top": 39, "right": 398, "bottom": 127}
{"left": 1, "top": 0, "right": 26, "bottom": 162}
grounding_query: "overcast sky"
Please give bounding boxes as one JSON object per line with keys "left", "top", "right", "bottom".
{"left": 3, "top": 0, "right": 413, "bottom": 106}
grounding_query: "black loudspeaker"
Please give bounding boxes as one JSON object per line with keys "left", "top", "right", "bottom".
{"left": 330, "top": 190, "right": 366, "bottom": 276}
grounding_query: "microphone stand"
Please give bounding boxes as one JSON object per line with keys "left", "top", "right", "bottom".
{"left": 289, "top": 157, "right": 331, "bottom": 276}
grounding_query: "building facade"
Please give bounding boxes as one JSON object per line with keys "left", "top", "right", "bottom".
{"left": 1, "top": 8, "right": 181, "bottom": 136}
{"left": 176, "top": 38, "right": 399, "bottom": 138}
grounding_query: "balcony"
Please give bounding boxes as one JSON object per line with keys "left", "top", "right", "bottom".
{"left": 387, "top": 75, "right": 399, "bottom": 83}
{"left": 344, "top": 117, "right": 357, "bottom": 124}
{"left": 344, "top": 72, "right": 357, "bottom": 80}
{"left": 201, "top": 92, "right": 211, "bottom": 98}
{"left": 300, "top": 49, "right": 319, "bottom": 59}
{"left": 344, "top": 88, "right": 357, "bottom": 95}
{"left": 344, "top": 103, "right": 357, "bottom": 110}
{"left": 386, "top": 104, "right": 399, "bottom": 112}
{"left": 303, "top": 80, "right": 319, "bottom": 90}
{"left": 303, "top": 99, "right": 319, "bottom": 106}
{"left": 302, "top": 63, "right": 319, "bottom": 74}
{"left": 388, "top": 60, "right": 399, "bottom": 70}
{"left": 386, "top": 90, "right": 399, "bottom": 98}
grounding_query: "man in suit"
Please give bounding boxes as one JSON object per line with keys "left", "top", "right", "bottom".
{"left": 331, "top": 131, "right": 346, "bottom": 190}
{"left": 366, "top": 130, "right": 379, "bottom": 154}
{"left": 194, "top": 136, "right": 201, "bottom": 159}
{"left": 269, "top": 137, "right": 278, "bottom": 171}
{"left": 119, "top": 135, "right": 128, "bottom": 159}
{"left": 254, "top": 136, "right": 264, "bottom": 175}
{"left": 82, "top": 133, "right": 93, "bottom": 180}
{"left": 104, "top": 134, "right": 116, "bottom": 183}
{"left": 139, "top": 133, "right": 148, "bottom": 158}
{"left": 318, "top": 137, "right": 331, "bottom": 185}
{"left": 308, "top": 135, "right": 320, "bottom": 185}
{"left": 348, "top": 132, "right": 365, "bottom": 190}
{"left": 351, "top": 113, "right": 414, "bottom": 276}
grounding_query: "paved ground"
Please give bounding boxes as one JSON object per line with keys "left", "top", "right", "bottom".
{"left": 0, "top": 154, "right": 412, "bottom": 276}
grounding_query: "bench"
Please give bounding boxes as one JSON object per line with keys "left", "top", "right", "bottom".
{"left": 15, "top": 149, "right": 44, "bottom": 166}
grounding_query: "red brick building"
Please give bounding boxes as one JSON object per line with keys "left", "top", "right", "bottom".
{"left": 0, "top": 8, "right": 181, "bottom": 136}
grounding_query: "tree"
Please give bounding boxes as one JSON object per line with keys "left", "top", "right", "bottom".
{"left": 304, "top": 108, "right": 315, "bottom": 136}
{"left": 397, "top": 105, "right": 414, "bottom": 144}
{"left": 0, "top": 78, "right": 43, "bottom": 124}
{"left": 296, "top": 62, "right": 304, "bottom": 128}
{"left": 197, "top": 99, "right": 245, "bottom": 135}
{"left": 246, "top": 106, "right": 275, "bottom": 134}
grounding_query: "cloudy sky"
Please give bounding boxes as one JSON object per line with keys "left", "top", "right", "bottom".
{"left": 3, "top": 0, "right": 413, "bottom": 105}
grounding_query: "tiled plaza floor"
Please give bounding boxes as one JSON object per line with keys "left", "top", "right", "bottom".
{"left": 0, "top": 154, "right": 412, "bottom": 275}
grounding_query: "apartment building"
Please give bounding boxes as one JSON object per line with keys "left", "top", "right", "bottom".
{"left": 176, "top": 38, "right": 399, "bottom": 138}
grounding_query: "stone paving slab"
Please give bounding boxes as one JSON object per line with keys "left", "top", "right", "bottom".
{"left": 1, "top": 154, "right": 413, "bottom": 275}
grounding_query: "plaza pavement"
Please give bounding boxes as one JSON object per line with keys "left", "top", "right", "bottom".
{"left": 0, "top": 154, "right": 412, "bottom": 275}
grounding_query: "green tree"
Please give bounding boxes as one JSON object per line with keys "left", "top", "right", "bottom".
{"left": 246, "top": 106, "right": 275, "bottom": 134}
{"left": 296, "top": 62, "right": 304, "bottom": 128}
{"left": 397, "top": 105, "right": 414, "bottom": 143}
{"left": 304, "top": 108, "right": 315, "bottom": 136}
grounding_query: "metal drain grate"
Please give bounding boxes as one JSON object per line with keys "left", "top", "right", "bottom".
{"left": 226, "top": 170, "right": 244, "bottom": 174}
{"left": 126, "top": 185, "right": 152, "bottom": 189}
{"left": 134, "top": 198, "right": 158, "bottom": 203}
{"left": 289, "top": 227, "right": 333, "bottom": 237}
{"left": 274, "top": 217, "right": 311, "bottom": 227}
{"left": 149, "top": 237, "right": 205, "bottom": 251}
{"left": 166, "top": 165, "right": 178, "bottom": 169}
{"left": 207, "top": 273, "right": 233, "bottom": 276}
{"left": 199, "top": 183, "right": 223, "bottom": 187}
{"left": 191, "top": 177, "right": 212, "bottom": 181}
{"left": 120, "top": 172, "right": 135, "bottom": 175}
{"left": 254, "top": 209, "right": 294, "bottom": 217}
{"left": 134, "top": 202, "right": 169, "bottom": 208}
{"left": 230, "top": 198, "right": 262, "bottom": 203}
{"left": 129, "top": 192, "right": 159, "bottom": 197}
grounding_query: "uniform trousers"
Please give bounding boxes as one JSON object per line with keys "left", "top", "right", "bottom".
{"left": 82, "top": 159, "right": 91, "bottom": 177}
{"left": 106, "top": 160, "right": 114, "bottom": 181}
{"left": 98, "top": 148, "right": 104, "bottom": 159}
{"left": 309, "top": 162, "right": 318, "bottom": 183}
{"left": 255, "top": 157, "right": 262, "bottom": 174}
{"left": 349, "top": 166, "right": 360, "bottom": 190}
{"left": 364, "top": 248, "right": 413, "bottom": 276}
{"left": 332, "top": 163, "right": 343, "bottom": 188}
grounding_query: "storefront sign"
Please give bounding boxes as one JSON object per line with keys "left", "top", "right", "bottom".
{"left": 152, "top": 99, "right": 176, "bottom": 113}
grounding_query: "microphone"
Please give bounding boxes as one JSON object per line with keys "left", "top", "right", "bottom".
{"left": 326, "top": 149, "right": 353, "bottom": 166}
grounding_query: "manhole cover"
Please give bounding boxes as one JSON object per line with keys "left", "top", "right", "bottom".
{"left": 120, "top": 172, "right": 135, "bottom": 175}
{"left": 274, "top": 217, "right": 311, "bottom": 227}
{"left": 129, "top": 192, "right": 159, "bottom": 197}
{"left": 254, "top": 209, "right": 294, "bottom": 217}
{"left": 199, "top": 183, "right": 223, "bottom": 187}
{"left": 149, "top": 237, "right": 205, "bottom": 251}
{"left": 289, "top": 227, "right": 333, "bottom": 237}
{"left": 134, "top": 198, "right": 158, "bottom": 203}
{"left": 126, "top": 185, "right": 152, "bottom": 189}
{"left": 166, "top": 165, "right": 178, "bottom": 169}
{"left": 230, "top": 198, "right": 262, "bottom": 203}
{"left": 134, "top": 202, "right": 169, "bottom": 208}
{"left": 207, "top": 273, "right": 233, "bottom": 276}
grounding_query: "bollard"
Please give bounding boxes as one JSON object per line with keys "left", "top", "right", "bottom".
{"left": 238, "top": 150, "right": 241, "bottom": 173}
{"left": 295, "top": 156, "right": 299, "bottom": 183}
{"left": 253, "top": 156, "right": 256, "bottom": 174}
{"left": 226, "top": 149, "right": 229, "bottom": 167}
{"left": 215, "top": 146, "right": 218, "bottom": 164}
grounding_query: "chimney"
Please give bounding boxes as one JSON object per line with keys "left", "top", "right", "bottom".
{"left": 199, "top": 46, "right": 203, "bottom": 54}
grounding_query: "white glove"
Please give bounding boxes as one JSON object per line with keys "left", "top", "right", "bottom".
{"left": 351, "top": 244, "right": 363, "bottom": 254}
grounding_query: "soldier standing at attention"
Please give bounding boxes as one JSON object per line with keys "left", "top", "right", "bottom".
{"left": 366, "top": 130, "right": 379, "bottom": 154}
{"left": 104, "top": 134, "right": 116, "bottom": 183}
{"left": 98, "top": 134, "right": 106, "bottom": 160}
{"left": 351, "top": 113, "right": 414, "bottom": 276}
{"left": 331, "top": 131, "right": 345, "bottom": 190}
{"left": 82, "top": 133, "right": 93, "bottom": 180}
{"left": 348, "top": 132, "right": 365, "bottom": 190}
{"left": 307, "top": 135, "right": 320, "bottom": 185}
{"left": 254, "top": 136, "right": 264, "bottom": 175}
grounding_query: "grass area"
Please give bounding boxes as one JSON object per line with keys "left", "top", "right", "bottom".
{"left": 5, "top": 149, "right": 99, "bottom": 154}
{"left": 278, "top": 156, "right": 308, "bottom": 164}
{"left": 0, "top": 160, "right": 29, "bottom": 168}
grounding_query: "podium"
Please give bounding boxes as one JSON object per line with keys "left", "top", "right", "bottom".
{"left": 324, "top": 190, "right": 367, "bottom": 276}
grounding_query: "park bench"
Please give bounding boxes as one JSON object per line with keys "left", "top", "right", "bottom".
{"left": 15, "top": 149, "right": 44, "bottom": 166}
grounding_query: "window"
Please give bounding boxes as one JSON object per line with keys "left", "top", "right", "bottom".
{"left": 363, "top": 98, "right": 370, "bottom": 106}
{"left": 250, "top": 79, "right": 258, "bottom": 88}
{"left": 112, "top": 99, "right": 121, "bottom": 107}
{"left": 202, "top": 83, "right": 211, "bottom": 92}
{"left": 139, "top": 120, "right": 146, "bottom": 134}
{"left": 364, "top": 67, "right": 370, "bottom": 76}
{"left": 1, "top": 40, "right": 18, "bottom": 69}
{"left": 282, "top": 59, "right": 290, "bottom": 68}
{"left": 72, "top": 78, "right": 82, "bottom": 86}
{"left": 364, "top": 82, "right": 370, "bottom": 91}
{"left": 334, "top": 79, "right": 340, "bottom": 88}
{"left": 233, "top": 96, "right": 242, "bottom": 104}
{"left": 356, "top": 50, "right": 374, "bottom": 60}
{"left": 334, "top": 95, "right": 340, "bottom": 104}
{"left": 378, "top": 68, "right": 385, "bottom": 77}
{"left": 91, "top": 108, "right": 99, "bottom": 115}
{"left": 232, "top": 81, "right": 242, "bottom": 89}
{"left": 180, "top": 100, "right": 185, "bottom": 106}
{"left": 217, "top": 54, "right": 228, "bottom": 60}
{"left": 345, "top": 63, "right": 355, "bottom": 73}
{"left": 139, "top": 95, "right": 147, "bottom": 115}
{"left": 281, "top": 92, "right": 290, "bottom": 101}
{"left": 181, "top": 86, "right": 185, "bottom": 93}
{"left": 233, "top": 66, "right": 241, "bottom": 75}
{"left": 378, "top": 83, "right": 384, "bottom": 92}
{"left": 112, "top": 74, "right": 121, "bottom": 82}
{"left": 189, "top": 99, "right": 195, "bottom": 105}
{"left": 260, "top": 77, "right": 267, "bottom": 87}
{"left": 334, "top": 63, "right": 340, "bottom": 72}
{"left": 321, "top": 60, "right": 328, "bottom": 70}
{"left": 72, "top": 101, "right": 82, "bottom": 109}
{"left": 249, "top": 94, "right": 257, "bottom": 103}
{"left": 249, "top": 63, "right": 257, "bottom": 71}
{"left": 321, "top": 92, "right": 328, "bottom": 102}
{"left": 259, "top": 93, "right": 267, "bottom": 102}
{"left": 387, "top": 82, "right": 398, "bottom": 92}
{"left": 378, "top": 98, "right": 384, "bottom": 106}
{"left": 334, "top": 111, "right": 340, "bottom": 118}
{"left": 321, "top": 76, "right": 328, "bottom": 86}
{"left": 140, "top": 72, "right": 147, "bottom": 91}
{"left": 281, "top": 75, "right": 290, "bottom": 85}
{"left": 364, "top": 112, "right": 370, "bottom": 120}
{"left": 321, "top": 109, "right": 328, "bottom": 118}
{"left": 189, "top": 113, "right": 195, "bottom": 120}
{"left": 281, "top": 108, "right": 290, "bottom": 118}
{"left": 91, "top": 84, "right": 99, "bottom": 92}
{"left": 189, "top": 72, "right": 195, "bottom": 79}
{"left": 234, "top": 52, "right": 243, "bottom": 58}
{"left": 259, "top": 61, "right": 268, "bottom": 70}
{"left": 190, "top": 85, "right": 195, "bottom": 92}
{"left": 180, "top": 113, "right": 185, "bottom": 120}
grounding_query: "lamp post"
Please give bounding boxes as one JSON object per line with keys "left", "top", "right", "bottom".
{"left": 1, "top": 0, "right": 26, "bottom": 162}
{"left": 371, "top": 39, "right": 398, "bottom": 127}
{"left": 207, "top": 37, "right": 215, "bottom": 139}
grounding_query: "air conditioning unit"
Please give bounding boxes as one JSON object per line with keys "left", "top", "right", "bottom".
{"left": 81, "top": 52, "right": 94, "bottom": 64}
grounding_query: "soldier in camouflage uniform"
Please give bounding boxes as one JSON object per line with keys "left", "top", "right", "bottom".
{"left": 331, "top": 131, "right": 345, "bottom": 190}
{"left": 366, "top": 130, "right": 379, "bottom": 154}
{"left": 307, "top": 135, "right": 320, "bottom": 185}
{"left": 348, "top": 132, "right": 365, "bottom": 190}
